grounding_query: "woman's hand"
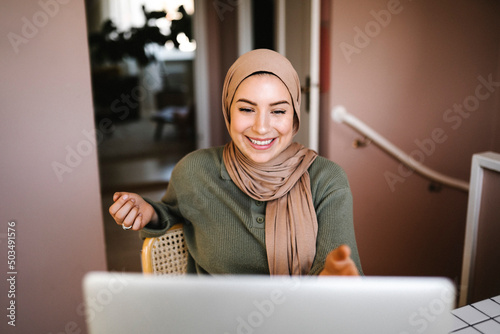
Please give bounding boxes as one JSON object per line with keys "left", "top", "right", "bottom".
{"left": 109, "top": 192, "right": 158, "bottom": 231}
{"left": 319, "top": 245, "right": 360, "bottom": 276}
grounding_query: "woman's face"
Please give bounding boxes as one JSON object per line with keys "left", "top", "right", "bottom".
{"left": 229, "top": 74, "right": 295, "bottom": 164}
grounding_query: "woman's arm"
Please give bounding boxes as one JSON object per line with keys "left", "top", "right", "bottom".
{"left": 308, "top": 157, "right": 363, "bottom": 275}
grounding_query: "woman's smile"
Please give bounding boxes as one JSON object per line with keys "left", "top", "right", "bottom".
{"left": 247, "top": 137, "right": 275, "bottom": 148}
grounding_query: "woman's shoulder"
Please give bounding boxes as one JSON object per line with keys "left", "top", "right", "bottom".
{"left": 179, "top": 146, "right": 223, "bottom": 164}
{"left": 309, "top": 155, "right": 350, "bottom": 190}
{"left": 172, "top": 146, "right": 224, "bottom": 177}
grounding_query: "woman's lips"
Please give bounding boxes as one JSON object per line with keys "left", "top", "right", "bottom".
{"left": 247, "top": 137, "right": 275, "bottom": 149}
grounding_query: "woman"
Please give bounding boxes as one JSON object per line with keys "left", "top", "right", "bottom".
{"left": 109, "top": 49, "right": 362, "bottom": 276}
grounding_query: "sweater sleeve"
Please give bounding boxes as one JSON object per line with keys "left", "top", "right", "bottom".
{"left": 139, "top": 197, "right": 176, "bottom": 239}
{"left": 307, "top": 157, "right": 363, "bottom": 275}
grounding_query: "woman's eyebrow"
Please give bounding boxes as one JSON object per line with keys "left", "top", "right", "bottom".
{"left": 270, "top": 100, "right": 290, "bottom": 106}
{"left": 235, "top": 98, "right": 257, "bottom": 105}
{"left": 235, "top": 98, "right": 290, "bottom": 107}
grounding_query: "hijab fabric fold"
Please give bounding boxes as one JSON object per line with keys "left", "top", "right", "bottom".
{"left": 221, "top": 49, "right": 318, "bottom": 275}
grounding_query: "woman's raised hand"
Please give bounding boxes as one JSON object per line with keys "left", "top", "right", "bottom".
{"left": 319, "top": 245, "right": 360, "bottom": 276}
{"left": 109, "top": 192, "right": 158, "bottom": 231}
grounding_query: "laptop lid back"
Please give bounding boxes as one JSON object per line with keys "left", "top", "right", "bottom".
{"left": 83, "top": 272, "right": 455, "bottom": 334}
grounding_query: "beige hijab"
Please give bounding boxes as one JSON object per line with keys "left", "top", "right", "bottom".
{"left": 222, "top": 49, "right": 319, "bottom": 275}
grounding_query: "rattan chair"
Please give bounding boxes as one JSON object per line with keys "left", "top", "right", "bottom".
{"left": 141, "top": 224, "right": 188, "bottom": 275}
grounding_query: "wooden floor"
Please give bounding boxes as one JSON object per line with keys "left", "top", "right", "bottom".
{"left": 97, "top": 118, "right": 196, "bottom": 272}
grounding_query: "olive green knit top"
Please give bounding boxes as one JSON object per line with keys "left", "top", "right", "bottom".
{"left": 141, "top": 146, "right": 362, "bottom": 275}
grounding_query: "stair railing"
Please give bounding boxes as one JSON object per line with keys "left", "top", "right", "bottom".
{"left": 331, "top": 105, "right": 469, "bottom": 192}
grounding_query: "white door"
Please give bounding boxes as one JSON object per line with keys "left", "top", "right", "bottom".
{"left": 277, "top": 0, "right": 320, "bottom": 151}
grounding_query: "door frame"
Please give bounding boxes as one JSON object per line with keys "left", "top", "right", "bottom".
{"left": 193, "top": 0, "right": 210, "bottom": 149}
{"left": 276, "top": 0, "right": 320, "bottom": 151}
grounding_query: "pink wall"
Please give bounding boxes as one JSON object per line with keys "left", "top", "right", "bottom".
{"left": 0, "top": 0, "right": 107, "bottom": 333}
{"left": 326, "top": 0, "right": 500, "bottom": 283}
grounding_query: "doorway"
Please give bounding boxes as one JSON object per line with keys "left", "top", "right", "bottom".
{"left": 280, "top": 0, "right": 320, "bottom": 151}
{"left": 84, "top": 0, "right": 197, "bottom": 272}
{"left": 247, "top": 0, "right": 321, "bottom": 150}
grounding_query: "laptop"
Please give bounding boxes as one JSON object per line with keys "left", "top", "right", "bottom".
{"left": 82, "top": 272, "right": 455, "bottom": 334}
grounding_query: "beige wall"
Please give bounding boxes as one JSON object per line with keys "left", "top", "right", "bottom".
{"left": 326, "top": 0, "right": 500, "bottom": 283}
{"left": 0, "top": 0, "right": 107, "bottom": 333}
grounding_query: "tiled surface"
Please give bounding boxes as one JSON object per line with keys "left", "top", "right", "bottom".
{"left": 451, "top": 296, "right": 500, "bottom": 333}
{"left": 452, "top": 327, "right": 481, "bottom": 334}
{"left": 473, "top": 320, "right": 500, "bottom": 334}
{"left": 473, "top": 299, "right": 500, "bottom": 318}
{"left": 452, "top": 315, "right": 470, "bottom": 332}
{"left": 452, "top": 306, "right": 490, "bottom": 325}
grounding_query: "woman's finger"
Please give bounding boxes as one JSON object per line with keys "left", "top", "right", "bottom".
{"left": 122, "top": 206, "right": 139, "bottom": 229}
{"left": 131, "top": 213, "right": 143, "bottom": 231}
{"left": 109, "top": 194, "right": 130, "bottom": 216}
{"left": 111, "top": 199, "right": 136, "bottom": 224}
{"left": 114, "top": 200, "right": 135, "bottom": 221}
{"left": 113, "top": 192, "right": 126, "bottom": 202}
{"left": 320, "top": 245, "right": 359, "bottom": 276}
{"left": 332, "top": 244, "right": 351, "bottom": 262}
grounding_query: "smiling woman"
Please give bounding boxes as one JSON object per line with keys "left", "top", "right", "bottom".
{"left": 108, "top": 49, "right": 363, "bottom": 277}
{"left": 228, "top": 73, "right": 295, "bottom": 164}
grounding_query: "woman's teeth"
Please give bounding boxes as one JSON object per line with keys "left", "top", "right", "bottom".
{"left": 250, "top": 138, "right": 273, "bottom": 145}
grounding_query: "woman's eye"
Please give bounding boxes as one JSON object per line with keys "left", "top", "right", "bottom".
{"left": 239, "top": 107, "right": 253, "bottom": 113}
{"left": 272, "top": 109, "right": 286, "bottom": 115}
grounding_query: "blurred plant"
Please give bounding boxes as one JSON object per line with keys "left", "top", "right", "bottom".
{"left": 88, "top": 5, "right": 193, "bottom": 67}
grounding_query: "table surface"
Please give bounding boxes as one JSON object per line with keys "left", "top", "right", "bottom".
{"left": 450, "top": 295, "right": 500, "bottom": 333}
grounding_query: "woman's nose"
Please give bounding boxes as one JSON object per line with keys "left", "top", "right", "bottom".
{"left": 252, "top": 111, "right": 270, "bottom": 134}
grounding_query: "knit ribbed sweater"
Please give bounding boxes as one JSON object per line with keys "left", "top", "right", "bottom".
{"left": 141, "top": 146, "right": 362, "bottom": 275}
